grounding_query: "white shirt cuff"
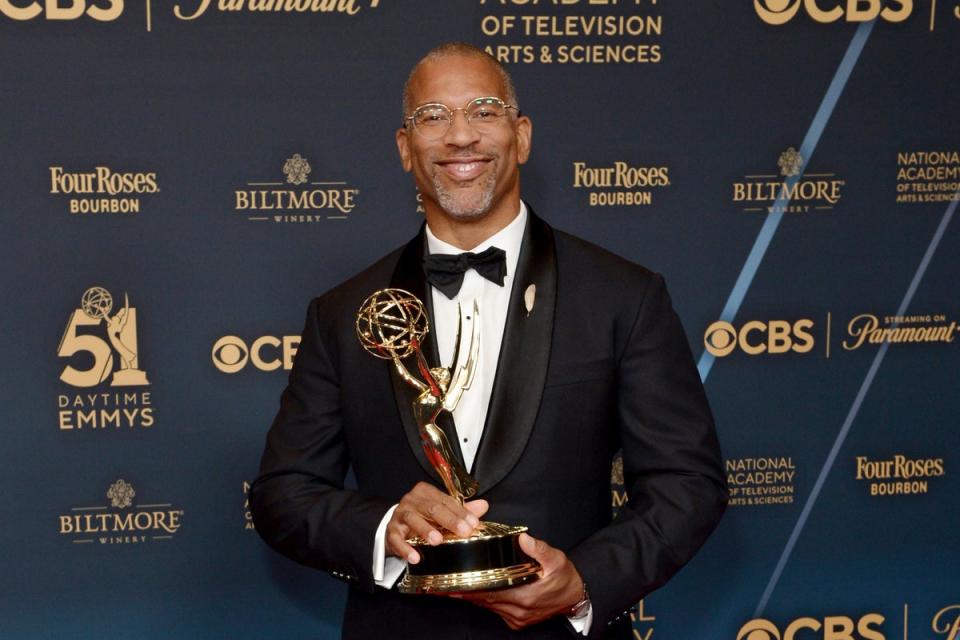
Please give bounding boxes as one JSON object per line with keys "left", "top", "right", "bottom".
{"left": 568, "top": 604, "right": 594, "bottom": 635}
{"left": 372, "top": 504, "right": 407, "bottom": 587}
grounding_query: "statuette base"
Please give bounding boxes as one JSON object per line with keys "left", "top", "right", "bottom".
{"left": 398, "top": 523, "right": 541, "bottom": 594}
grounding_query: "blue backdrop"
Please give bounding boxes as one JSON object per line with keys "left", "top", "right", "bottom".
{"left": 2, "top": 1, "right": 958, "bottom": 638}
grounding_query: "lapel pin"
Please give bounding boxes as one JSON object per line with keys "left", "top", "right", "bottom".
{"left": 524, "top": 284, "right": 536, "bottom": 317}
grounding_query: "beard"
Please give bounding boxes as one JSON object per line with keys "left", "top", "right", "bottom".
{"left": 431, "top": 158, "right": 498, "bottom": 220}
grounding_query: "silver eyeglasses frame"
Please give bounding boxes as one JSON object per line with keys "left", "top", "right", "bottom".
{"left": 403, "top": 96, "right": 521, "bottom": 139}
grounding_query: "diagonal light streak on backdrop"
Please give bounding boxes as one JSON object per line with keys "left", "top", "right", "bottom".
{"left": 697, "top": 20, "right": 877, "bottom": 382}
{"left": 754, "top": 189, "right": 958, "bottom": 617}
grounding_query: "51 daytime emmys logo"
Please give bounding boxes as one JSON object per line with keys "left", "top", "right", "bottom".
{"left": 212, "top": 334, "right": 300, "bottom": 373}
{"left": 753, "top": 0, "right": 912, "bottom": 25}
{"left": 57, "top": 286, "right": 155, "bottom": 431}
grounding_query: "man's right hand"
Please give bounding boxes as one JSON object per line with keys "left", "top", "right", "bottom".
{"left": 386, "top": 482, "right": 489, "bottom": 564}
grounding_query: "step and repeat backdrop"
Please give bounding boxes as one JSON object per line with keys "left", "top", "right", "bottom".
{"left": 1, "top": 1, "right": 958, "bottom": 638}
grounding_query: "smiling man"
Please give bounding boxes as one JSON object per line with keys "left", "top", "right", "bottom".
{"left": 396, "top": 50, "right": 530, "bottom": 248}
{"left": 251, "top": 42, "right": 727, "bottom": 640}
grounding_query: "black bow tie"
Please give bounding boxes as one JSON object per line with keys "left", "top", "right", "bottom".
{"left": 423, "top": 246, "right": 507, "bottom": 299}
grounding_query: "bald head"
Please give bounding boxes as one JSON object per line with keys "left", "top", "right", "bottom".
{"left": 401, "top": 42, "right": 518, "bottom": 121}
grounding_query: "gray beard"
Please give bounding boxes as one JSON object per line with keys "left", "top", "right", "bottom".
{"left": 432, "top": 167, "right": 497, "bottom": 220}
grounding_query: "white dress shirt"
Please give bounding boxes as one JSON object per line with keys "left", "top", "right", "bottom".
{"left": 370, "top": 202, "right": 591, "bottom": 634}
{"left": 425, "top": 203, "right": 526, "bottom": 472}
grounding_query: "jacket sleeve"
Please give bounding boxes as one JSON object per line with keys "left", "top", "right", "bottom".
{"left": 249, "top": 297, "right": 393, "bottom": 593}
{"left": 566, "top": 273, "right": 728, "bottom": 636}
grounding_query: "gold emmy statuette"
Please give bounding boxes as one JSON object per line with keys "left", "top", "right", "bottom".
{"left": 356, "top": 288, "right": 540, "bottom": 594}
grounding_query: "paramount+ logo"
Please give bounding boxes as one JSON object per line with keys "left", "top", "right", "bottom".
{"left": 704, "top": 319, "right": 815, "bottom": 357}
{"left": 754, "top": 0, "right": 912, "bottom": 25}
{"left": 0, "top": 0, "right": 122, "bottom": 20}
{"left": 737, "top": 613, "right": 885, "bottom": 640}
{"left": 211, "top": 335, "right": 300, "bottom": 373}
{"left": 933, "top": 605, "right": 960, "bottom": 640}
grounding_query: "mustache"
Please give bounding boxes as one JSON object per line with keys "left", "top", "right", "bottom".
{"left": 431, "top": 148, "right": 498, "bottom": 162}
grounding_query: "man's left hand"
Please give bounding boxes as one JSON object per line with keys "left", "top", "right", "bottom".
{"left": 453, "top": 532, "right": 584, "bottom": 630}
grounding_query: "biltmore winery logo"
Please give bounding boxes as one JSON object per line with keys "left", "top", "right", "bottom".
{"left": 234, "top": 153, "right": 359, "bottom": 223}
{"left": 59, "top": 479, "right": 184, "bottom": 545}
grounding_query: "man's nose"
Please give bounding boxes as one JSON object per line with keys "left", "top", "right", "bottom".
{"left": 443, "top": 109, "right": 481, "bottom": 146}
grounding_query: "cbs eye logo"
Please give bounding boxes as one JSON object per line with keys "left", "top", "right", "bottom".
{"left": 703, "top": 319, "right": 815, "bottom": 357}
{"left": 211, "top": 335, "right": 300, "bottom": 374}
{"left": 739, "top": 620, "right": 782, "bottom": 640}
{"left": 737, "top": 614, "right": 885, "bottom": 640}
{"left": 753, "top": 0, "right": 912, "bottom": 25}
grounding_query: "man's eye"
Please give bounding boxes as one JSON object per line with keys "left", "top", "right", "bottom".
{"left": 419, "top": 112, "right": 447, "bottom": 124}
{"left": 473, "top": 110, "right": 496, "bottom": 120}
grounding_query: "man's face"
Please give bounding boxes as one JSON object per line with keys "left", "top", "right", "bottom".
{"left": 396, "top": 55, "right": 532, "bottom": 223}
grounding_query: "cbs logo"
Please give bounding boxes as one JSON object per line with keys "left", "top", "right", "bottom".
{"left": 211, "top": 335, "right": 300, "bottom": 374}
{"left": 704, "top": 319, "right": 814, "bottom": 357}
{"left": 0, "top": 0, "right": 122, "bottom": 20}
{"left": 754, "top": 0, "right": 912, "bottom": 25}
{"left": 737, "top": 614, "right": 885, "bottom": 640}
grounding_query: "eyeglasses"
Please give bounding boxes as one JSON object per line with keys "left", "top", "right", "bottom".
{"left": 404, "top": 97, "right": 520, "bottom": 139}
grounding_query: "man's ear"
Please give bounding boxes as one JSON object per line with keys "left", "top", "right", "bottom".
{"left": 396, "top": 127, "right": 412, "bottom": 172}
{"left": 515, "top": 115, "right": 532, "bottom": 165}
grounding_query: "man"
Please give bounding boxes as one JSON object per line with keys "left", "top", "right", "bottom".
{"left": 250, "top": 42, "right": 727, "bottom": 639}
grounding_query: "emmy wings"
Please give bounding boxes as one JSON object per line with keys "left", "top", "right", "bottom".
{"left": 442, "top": 300, "right": 481, "bottom": 413}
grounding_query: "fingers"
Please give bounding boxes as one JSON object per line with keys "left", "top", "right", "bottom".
{"left": 481, "top": 602, "right": 528, "bottom": 629}
{"left": 397, "top": 506, "right": 446, "bottom": 545}
{"left": 518, "top": 532, "right": 558, "bottom": 572}
{"left": 415, "top": 483, "right": 479, "bottom": 536}
{"left": 454, "top": 536, "right": 582, "bottom": 630}
{"left": 459, "top": 588, "right": 543, "bottom": 630}
{"left": 386, "top": 527, "right": 419, "bottom": 564}
{"left": 387, "top": 483, "right": 483, "bottom": 563}
{"left": 417, "top": 497, "right": 475, "bottom": 539}
{"left": 463, "top": 498, "right": 489, "bottom": 519}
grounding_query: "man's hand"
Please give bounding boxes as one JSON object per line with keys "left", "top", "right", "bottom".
{"left": 455, "top": 533, "right": 585, "bottom": 631}
{"left": 386, "top": 481, "right": 488, "bottom": 564}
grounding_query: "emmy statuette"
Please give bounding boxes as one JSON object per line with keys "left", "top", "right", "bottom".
{"left": 356, "top": 288, "right": 540, "bottom": 594}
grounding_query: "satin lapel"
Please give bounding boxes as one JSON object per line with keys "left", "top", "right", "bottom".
{"left": 472, "top": 211, "right": 557, "bottom": 495}
{"left": 388, "top": 227, "right": 467, "bottom": 482}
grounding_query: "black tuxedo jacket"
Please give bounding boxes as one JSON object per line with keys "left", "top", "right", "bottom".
{"left": 250, "top": 211, "right": 727, "bottom": 639}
